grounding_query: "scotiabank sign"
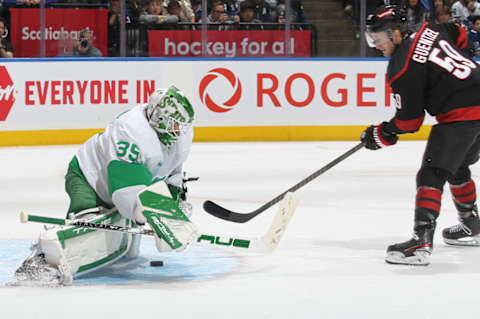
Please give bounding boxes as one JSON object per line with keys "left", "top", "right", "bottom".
{"left": 148, "top": 30, "right": 311, "bottom": 57}
{"left": 10, "top": 8, "right": 107, "bottom": 57}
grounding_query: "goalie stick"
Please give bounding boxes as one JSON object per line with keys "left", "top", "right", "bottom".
{"left": 20, "top": 192, "right": 298, "bottom": 253}
{"left": 203, "top": 142, "right": 364, "bottom": 223}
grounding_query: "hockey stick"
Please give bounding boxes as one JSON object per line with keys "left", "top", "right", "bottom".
{"left": 20, "top": 193, "right": 298, "bottom": 253}
{"left": 203, "top": 142, "right": 365, "bottom": 223}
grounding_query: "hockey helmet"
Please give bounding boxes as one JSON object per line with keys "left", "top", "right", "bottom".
{"left": 146, "top": 86, "right": 194, "bottom": 145}
{"left": 365, "top": 5, "right": 408, "bottom": 48}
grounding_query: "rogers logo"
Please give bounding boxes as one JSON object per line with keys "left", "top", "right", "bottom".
{"left": 0, "top": 66, "right": 15, "bottom": 122}
{"left": 199, "top": 68, "right": 242, "bottom": 113}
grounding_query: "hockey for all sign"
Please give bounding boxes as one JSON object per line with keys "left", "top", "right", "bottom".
{"left": 9, "top": 8, "right": 108, "bottom": 57}
{"left": 148, "top": 30, "right": 311, "bottom": 57}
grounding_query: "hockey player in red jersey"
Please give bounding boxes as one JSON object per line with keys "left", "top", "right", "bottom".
{"left": 361, "top": 5, "right": 480, "bottom": 265}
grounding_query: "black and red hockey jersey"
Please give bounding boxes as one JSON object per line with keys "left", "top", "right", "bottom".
{"left": 385, "top": 22, "right": 480, "bottom": 134}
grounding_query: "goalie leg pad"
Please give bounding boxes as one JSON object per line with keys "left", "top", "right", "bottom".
{"left": 15, "top": 208, "right": 133, "bottom": 285}
{"left": 125, "top": 234, "right": 142, "bottom": 259}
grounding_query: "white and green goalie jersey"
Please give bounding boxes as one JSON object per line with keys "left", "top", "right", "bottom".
{"left": 76, "top": 104, "right": 193, "bottom": 219}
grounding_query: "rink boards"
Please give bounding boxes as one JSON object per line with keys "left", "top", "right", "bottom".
{"left": 0, "top": 58, "right": 434, "bottom": 146}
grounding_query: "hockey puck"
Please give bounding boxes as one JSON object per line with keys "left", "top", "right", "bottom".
{"left": 150, "top": 261, "right": 164, "bottom": 267}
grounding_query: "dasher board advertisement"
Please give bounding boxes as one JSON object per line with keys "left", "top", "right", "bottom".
{"left": 0, "top": 58, "right": 435, "bottom": 145}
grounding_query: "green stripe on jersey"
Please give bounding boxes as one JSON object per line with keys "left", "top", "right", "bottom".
{"left": 107, "top": 160, "right": 153, "bottom": 196}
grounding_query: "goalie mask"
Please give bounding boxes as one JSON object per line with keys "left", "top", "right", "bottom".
{"left": 146, "top": 86, "right": 195, "bottom": 145}
{"left": 365, "top": 5, "right": 408, "bottom": 48}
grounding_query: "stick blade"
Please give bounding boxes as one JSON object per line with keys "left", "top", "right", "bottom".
{"left": 261, "top": 192, "right": 299, "bottom": 253}
{"left": 203, "top": 200, "right": 252, "bottom": 223}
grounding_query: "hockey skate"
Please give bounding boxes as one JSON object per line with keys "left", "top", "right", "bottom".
{"left": 385, "top": 222, "right": 435, "bottom": 266}
{"left": 443, "top": 208, "right": 480, "bottom": 246}
{"left": 11, "top": 241, "right": 72, "bottom": 287}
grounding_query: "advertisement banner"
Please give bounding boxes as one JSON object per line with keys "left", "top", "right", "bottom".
{"left": 193, "top": 61, "right": 409, "bottom": 126}
{"left": 0, "top": 59, "right": 421, "bottom": 132}
{"left": 10, "top": 8, "right": 108, "bottom": 57}
{"left": 148, "top": 30, "right": 311, "bottom": 57}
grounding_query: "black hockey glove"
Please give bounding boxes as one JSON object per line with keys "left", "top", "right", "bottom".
{"left": 361, "top": 122, "right": 398, "bottom": 150}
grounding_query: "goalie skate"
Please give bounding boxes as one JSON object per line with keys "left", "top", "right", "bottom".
{"left": 11, "top": 242, "right": 72, "bottom": 287}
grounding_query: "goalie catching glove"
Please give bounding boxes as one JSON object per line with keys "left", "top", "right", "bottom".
{"left": 361, "top": 122, "right": 398, "bottom": 150}
{"left": 135, "top": 182, "right": 198, "bottom": 252}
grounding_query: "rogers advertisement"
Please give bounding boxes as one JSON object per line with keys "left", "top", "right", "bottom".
{"left": 0, "top": 59, "right": 409, "bottom": 131}
{"left": 148, "top": 30, "right": 311, "bottom": 57}
{"left": 9, "top": 8, "right": 108, "bottom": 57}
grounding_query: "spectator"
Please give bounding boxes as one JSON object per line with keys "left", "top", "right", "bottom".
{"left": 469, "top": 15, "right": 480, "bottom": 56}
{"left": 164, "top": 0, "right": 195, "bottom": 22}
{"left": 191, "top": 0, "right": 202, "bottom": 21}
{"left": 292, "top": 0, "right": 306, "bottom": 22}
{"left": 108, "top": 0, "right": 121, "bottom": 56}
{"left": 166, "top": 0, "right": 189, "bottom": 21}
{"left": 203, "top": 1, "right": 226, "bottom": 23}
{"left": 202, "top": 1, "right": 239, "bottom": 28}
{"left": 437, "top": 4, "right": 453, "bottom": 22}
{"left": 451, "top": 0, "right": 480, "bottom": 28}
{"left": 276, "top": 0, "right": 306, "bottom": 23}
{"left": 406, "top": 0, "right": 429, "bottom": 31}
{"left": 0, "top": 18, "right": 13, "bottom": 58}
{"left": 139, "top": 0, "right": 179, "bottom": 25}
{"left": 451, "top": 0, "right": 471, "bottom": 24}
{"left": 251, "top": 0, "right": 275, "bottom": 22}
{"left": 428, "top": 0, "right": 448, "bottom": 22}
{"left": 108, "top": 0, "right": 140, "bottom": 56}
{"left": 238, "top": 0, "right": 263, "bottom": 29}
{"left": 70, "top": 28, "right": 102, "bottom": 57}
{"left": 466, "top": 0, "right": 480, "bottom": 19}
{"left": 225, "top": 0, "right": 241, "bottom": 16}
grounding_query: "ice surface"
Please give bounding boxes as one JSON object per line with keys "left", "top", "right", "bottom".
{"left": 1, "top": 141, "right": 479, "bottom": 319}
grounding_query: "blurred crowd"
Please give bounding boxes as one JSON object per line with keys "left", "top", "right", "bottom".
{"left": 0, "top": 0, "right": 308, "bottom": 57}
{"left": 344, "top": 0, "right": 480, "bottom": 57}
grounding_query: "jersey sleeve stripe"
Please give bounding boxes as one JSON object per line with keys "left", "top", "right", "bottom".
{"left": 393, "top": 116, "right": 425, "bottom": 133}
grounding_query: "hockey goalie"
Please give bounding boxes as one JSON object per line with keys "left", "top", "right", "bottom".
{"left": 14, "top": 86, "right": 198, "bottom": 285}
